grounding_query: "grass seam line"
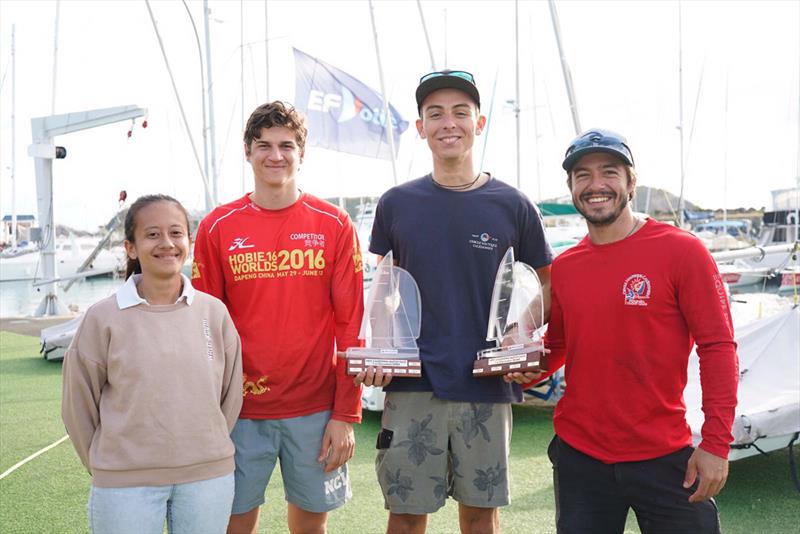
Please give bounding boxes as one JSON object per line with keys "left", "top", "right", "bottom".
{"left": 0, "top": 435, "right": 70, "bottom": 481}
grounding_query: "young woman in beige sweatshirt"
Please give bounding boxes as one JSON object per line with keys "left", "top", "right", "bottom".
{"left": 62, "top": 195, "right": 243, "bottom": 534}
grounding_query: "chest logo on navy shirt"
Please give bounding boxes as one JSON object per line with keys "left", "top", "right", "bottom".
{"left": 228, "top": 236, "right": 255, "bottom": 251}
{"left": 469, "top": 232, "right": 499, "bottom": 251}
{"left": 622, "top": 273, "right": 651, "bottom": 307}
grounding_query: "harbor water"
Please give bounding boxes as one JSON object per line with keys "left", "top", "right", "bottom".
{"left": 0, "top": 276, "right": 124, "bottom": 317}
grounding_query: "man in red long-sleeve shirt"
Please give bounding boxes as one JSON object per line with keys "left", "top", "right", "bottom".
{"left": 532, "top": 129, "right": 737, "bottom": 533}
{"left": 193, "top": 101, "right": 364, "bottom": 534}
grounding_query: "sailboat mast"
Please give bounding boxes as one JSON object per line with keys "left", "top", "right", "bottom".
{"left": 11, "top": 24, "right": 17, "bottom": 249}
{"left": 678, "top": 1, "right": 686, "bottom": 227}
{"left": 795, "top": 11, "right": 799, "bottom": 242}
{"left": 723, "top": 73, "right": 728, "bottom": 226}
{"left": 51, "top": 0, "right": 60, "bottom": 114}
{"left": 514, "top": 0, "right": 521, "bottom": 189}
{"left": 183, "top": 1, "right": 210, "bottom": 208}
{"left": 146, "top": 0, "right": 213, "bottom": 210}
{"left": 203, "top": 0, "right": 218, "bottom": 205}
{"left": 530, "top": 14, "right": 541, "bottom": 202}
{"left": 240, "top": 0, "right": 246, "bottom": 195}
{"left": 265, "top": 0, "right": 270, "bottom": 101}
{"left": 368, "top": 0, "right": 398, "bottom": 185}
{"left": 548, "top": 0, "right": 581, "bottom": 135}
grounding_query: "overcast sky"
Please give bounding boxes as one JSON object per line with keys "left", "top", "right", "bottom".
{"left": 1, "top": 0, "right": 798, "bottom": 230}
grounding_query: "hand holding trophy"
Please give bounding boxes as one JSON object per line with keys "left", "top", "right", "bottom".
{"left": 473, "top": 247, "right": 545, "bottom": 377}
{"left": 346, "top": 251, "right": 423, "bottom": 377}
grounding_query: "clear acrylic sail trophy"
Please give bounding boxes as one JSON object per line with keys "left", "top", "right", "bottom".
{"left": 346, "top": 251, "right": 423, "bottom": 377}
{"left": 473, "top": 247, "right": 545, "bottom": 377}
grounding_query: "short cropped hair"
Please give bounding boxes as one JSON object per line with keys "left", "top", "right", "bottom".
{"left": 243, "top": 101, "right": 308, "bottom": 153}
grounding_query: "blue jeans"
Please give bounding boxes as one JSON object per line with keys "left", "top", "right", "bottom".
{"left": 88, "top": 473, "right": 234, "bottom": 534}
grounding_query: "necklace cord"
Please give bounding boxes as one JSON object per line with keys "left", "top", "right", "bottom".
{"left": 431, "top": 172, "right": 482, "bottom": 191}
{"left": 624, "top": 217, "right": 641, "bottom": 239}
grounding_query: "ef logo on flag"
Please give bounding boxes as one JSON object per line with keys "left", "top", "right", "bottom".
{"left": 294, "top": 48, "right": 409, "bottom": 160}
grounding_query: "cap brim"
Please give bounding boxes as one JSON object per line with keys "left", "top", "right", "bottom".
{"left": 562, "top": 146, "right": 633, "bottom": 172}
{"left": 416, "top": 77, "right": 480, "bottom": 113}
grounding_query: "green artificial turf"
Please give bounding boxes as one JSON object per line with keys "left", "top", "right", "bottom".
{"left": 1, "top": 331, "right": 798, "bottom": 533}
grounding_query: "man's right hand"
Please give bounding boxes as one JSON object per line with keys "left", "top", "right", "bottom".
{"left": 353, "top": 366, "right": 393, "bottom": 387}
{"left": 503, "top": 370, "right": 543, "bottom": 385}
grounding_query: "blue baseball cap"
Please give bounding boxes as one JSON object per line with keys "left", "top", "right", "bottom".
{"left": 562, "top": 129, "right": 634, "bottom": 172}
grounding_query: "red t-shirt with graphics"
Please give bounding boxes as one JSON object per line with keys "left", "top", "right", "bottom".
{"left": 544, "top": 219, "right": 738, "bottom": 462}
{"left": 192, "top": 193, "right": 364, "bottom": 422}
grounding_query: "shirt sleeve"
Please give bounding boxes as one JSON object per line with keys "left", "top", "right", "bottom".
{"left": 677, "top": 238, "right": 739, "bottom": 458}
{"left": 330, "top": 215, "right": 365, "bottom": 423}
{"left": 61, "top": 312, "right": 107, "bottom": 473}
{"left": 535, "top": 282, "right": 567, "bottom": 387}
{"left": 220, "top": 312, "right": 243, "bottom": 432}
{"left": 368, "top": 195, "right": 392, "bottom": 256}
{"left": 517, "top": 197, "right": 555, "bottom": 270}
{"left": 192, "top": 217, "right": 226, "bottom": 300}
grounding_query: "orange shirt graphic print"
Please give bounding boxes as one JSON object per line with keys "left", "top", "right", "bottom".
{"left": 352, "top": 228, "right": 363, "bottom": 274}
{"left": 242, "top": 374, "right": 270, "bottom": 396}
{"left": 191, "top": 261, "right": 201, "bottom": 280}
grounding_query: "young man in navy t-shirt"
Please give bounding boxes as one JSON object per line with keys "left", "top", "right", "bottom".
{"left": 355, "top": 70, "right": 553, "bottom": 533}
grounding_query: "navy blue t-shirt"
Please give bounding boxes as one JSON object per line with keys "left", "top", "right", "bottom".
{"left": 369, "top": 174, "right": 554, "bottom": 403}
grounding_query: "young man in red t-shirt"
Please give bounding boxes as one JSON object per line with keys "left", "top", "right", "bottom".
{"left": 532, "top": 129, "right": 738, "bottom": 533}
{"left": 192, "top": 102, "right": 364, "bottom": 534}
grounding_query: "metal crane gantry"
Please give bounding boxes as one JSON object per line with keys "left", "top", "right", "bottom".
{"left": 28, "top": 105, "right": 147, "bottom": 316}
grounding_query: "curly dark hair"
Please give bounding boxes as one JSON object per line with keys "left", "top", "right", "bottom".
{"left": 243, "top": 101, "right": 308, "bottom": 154}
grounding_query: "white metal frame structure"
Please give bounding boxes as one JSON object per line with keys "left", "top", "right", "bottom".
{"left": 28, "top": 105, "right": 147, "bottom": 316}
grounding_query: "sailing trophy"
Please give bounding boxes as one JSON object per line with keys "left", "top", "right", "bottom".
{"left": 346, "top": 251, "right": 423, "bottom": 377}
{"left": 473, "top": 247, "right": 545, "bottom": 377}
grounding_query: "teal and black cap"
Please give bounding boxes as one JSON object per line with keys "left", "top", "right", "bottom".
{"left": 562, "top": 129, "right": 634, "bottom": 172}
{"left": 416, "top": 70, "right": 480, "bottom": 114}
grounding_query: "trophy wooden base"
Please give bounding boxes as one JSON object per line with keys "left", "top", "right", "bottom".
{"left": 473, "top": 344, "right": 542, "bottom": 377}
{"left": 345, "top": 347, "right": 422, "bottom": 377}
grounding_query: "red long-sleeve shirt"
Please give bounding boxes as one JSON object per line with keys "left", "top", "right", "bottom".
{"left": 192, "top": 193, "right": 364, "bottom": 422}
{"left": 544, "top": 219, "right": 738, "bottom": 462}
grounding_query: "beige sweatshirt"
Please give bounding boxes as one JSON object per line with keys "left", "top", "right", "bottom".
{"left": 61, "top": 290, "right": 242, "bottom": 488}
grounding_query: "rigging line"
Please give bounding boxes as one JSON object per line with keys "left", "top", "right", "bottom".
{"left": 248, "top": 44, "right": 259, "bottom": 104}
{"left": 216, "top": 84, "right": 242, "bottom": 180}
{"left": 0, "top": 57, "right": 10, "bottom": 94}
{"left": 0, "top": 435, "right": 69, "bottom": 481}
{"left": 208, "top": 36, "right": 289, "bottom": 93}
{"left": 181, "top": 0, "right": 210, "bottom": 189}
{"left": 480, "top": 66, "right": 500, "bottom": 171}
{"left": 415, "top": 0, "right": 436, "bottom": 71}
{"left": 682, "top": 56, "right": 706, "bottom": 181}
{"left": 144, "top": 0, "right": 213, "bottom": 210}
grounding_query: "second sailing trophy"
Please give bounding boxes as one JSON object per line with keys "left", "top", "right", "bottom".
{"left": 346, "top": 251, "right": 423, "bottom": 377}
{"left": 473, "top": 247, "right": 545, "bottom": 377}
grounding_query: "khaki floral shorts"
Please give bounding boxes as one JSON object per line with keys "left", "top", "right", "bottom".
{"left": 375, "top": 392, "right": 512, "bottom": 514}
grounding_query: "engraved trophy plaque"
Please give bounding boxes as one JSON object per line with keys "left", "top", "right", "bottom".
{"left": 473, "top": 247, "right": 545, "bottom": 377}
{"left": 346, "top": 251, "right": 422, "bottom": 377}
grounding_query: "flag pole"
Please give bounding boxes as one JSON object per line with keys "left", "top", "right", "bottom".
{"left": 368, "top": 0, "right": 398, "bottom": 185}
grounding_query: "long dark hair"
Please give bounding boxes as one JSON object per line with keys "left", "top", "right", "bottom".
{"left": 124, "top": 194, "right": 190, "bottom": 280}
